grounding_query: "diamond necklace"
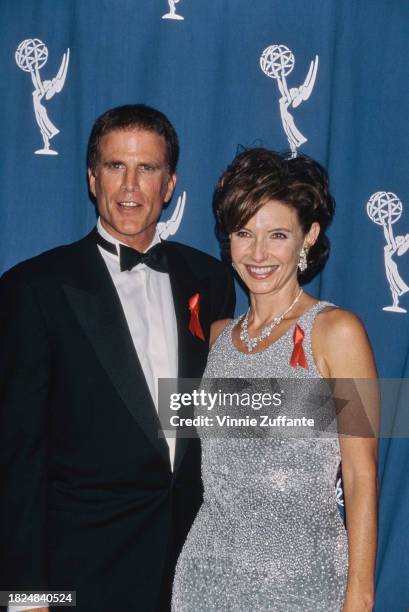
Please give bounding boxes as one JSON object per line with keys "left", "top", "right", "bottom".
{"left": 240, "top": 288, "right": 303, "bottom": 352}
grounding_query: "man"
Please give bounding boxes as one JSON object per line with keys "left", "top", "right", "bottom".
{"left": 0, "top": 104, "right": 235, "bottom": 612}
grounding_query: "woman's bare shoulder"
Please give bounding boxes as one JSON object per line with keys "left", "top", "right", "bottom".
{"left": 313, "top": 307, "right": 376, "bottom": 378}
{"left": 210, "top": 318, "right": 233, "bottom": 348}
{"left": 315, "top": 306, "right": 367, "bottom": 341}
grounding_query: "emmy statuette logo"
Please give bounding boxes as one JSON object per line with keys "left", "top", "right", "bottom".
{"left": 15, "top": 38, "right": 70, "bottom": 155}
{"left": 336, "top": 478, "right": 344, "bottom": 508}
{"left": 367, "top": 191, "right": 409, "bottom": 313}
{"left": 162, "top": 0, "right": 184, "bottom": 20}
{"left": 157, "top": 191, "right": 187, "bottom": 239}
{"left": 260, "top": 45, "right": 318, "bottom": 158}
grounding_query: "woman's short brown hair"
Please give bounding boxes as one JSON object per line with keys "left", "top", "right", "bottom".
{"left": 214, "top": 148, "right": 335, "bottom": 283}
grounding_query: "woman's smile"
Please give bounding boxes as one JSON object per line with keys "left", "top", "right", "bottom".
{"left": 245, "top": 264, "right": 279, "bottom": 280}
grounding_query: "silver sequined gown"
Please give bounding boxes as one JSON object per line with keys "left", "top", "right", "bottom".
{"left": 172, "top": 302, "right": 348, "bottom": 611}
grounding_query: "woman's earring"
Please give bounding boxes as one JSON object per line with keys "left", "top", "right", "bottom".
{"left": 298, "top": 247, "right": 308, "bottom": 272}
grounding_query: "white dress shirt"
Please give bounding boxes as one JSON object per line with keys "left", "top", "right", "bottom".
{"left": 8, "top": 221, "right": 178, "bottom": 612}
{"left": 96, "top": 219, "right": 178, "bottom": 467}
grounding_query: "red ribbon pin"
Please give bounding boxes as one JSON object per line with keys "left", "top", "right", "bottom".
{"left": 188, "top": 293, "right": 205, "bottom": 341}
{"left": 290, "top": 324, "right": 308, "bottom": 369}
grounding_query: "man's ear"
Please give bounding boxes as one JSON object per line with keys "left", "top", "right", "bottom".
{"left": 88, "top": 168, "right": 96, "bottom": 198}
{"left": 164, "top": 173, "right": 177, "bottom": 203}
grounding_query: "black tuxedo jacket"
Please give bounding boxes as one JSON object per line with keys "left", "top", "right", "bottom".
{"left": 0, "top": 230, "right": 235, "bottom": 612}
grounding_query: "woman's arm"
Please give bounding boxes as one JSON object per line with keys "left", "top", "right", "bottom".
{"left": 314, "top": 309, "right": 378, "bottom": 612}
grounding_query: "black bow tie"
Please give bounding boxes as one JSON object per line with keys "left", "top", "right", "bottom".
{"left": 96, "top": 233, "right": 168, "bottom": 273}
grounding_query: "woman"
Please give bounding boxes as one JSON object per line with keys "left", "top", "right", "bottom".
{"left": 172, "top": 149, "right": 378, "bottom": 611}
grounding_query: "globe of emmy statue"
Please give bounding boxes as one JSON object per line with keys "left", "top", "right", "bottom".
{"left": 260, "top": 44, "right": 295, "bottom": 80}
{"left": 15, "top": 38, "right": 48, "bottom": 73}
{"left": 367, "top": 191, "right": 402, "bottom": 227}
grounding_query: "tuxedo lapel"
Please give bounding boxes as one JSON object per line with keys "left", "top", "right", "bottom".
{"left": 166, "top": 244, "right": 210, "bottom": 377}
{"left": 166, "top": 244, "right": 209, "bottom": 472}
{"left": 62, "top": 232, "right": 170, "bottom": 467}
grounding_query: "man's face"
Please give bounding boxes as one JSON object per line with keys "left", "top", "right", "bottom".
{"left": 88, "top": 128, "right": 176, "bottom": 250}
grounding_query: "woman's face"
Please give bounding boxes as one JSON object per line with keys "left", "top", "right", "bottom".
{"left": 230, "top": 199, "right": 319, "bottom": 296}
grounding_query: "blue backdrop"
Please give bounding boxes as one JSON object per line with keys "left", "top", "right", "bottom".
{"left": 1, "top": 1, "right": 409, "bottom": 609}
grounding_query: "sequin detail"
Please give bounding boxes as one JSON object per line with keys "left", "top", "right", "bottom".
{"left": 172, "top": 302, "right": 348, "bottom": 611}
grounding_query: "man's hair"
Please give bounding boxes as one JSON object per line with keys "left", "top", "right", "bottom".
{"left": 87, "top": 104, "right": 179, "bottom": 175}
{"left": 213, "top": 148, "right": 335, "bottom": 283}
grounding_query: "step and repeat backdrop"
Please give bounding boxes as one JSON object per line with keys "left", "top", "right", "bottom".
{"left": 1, "top": 1, "right": 409, "bottom": 609}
